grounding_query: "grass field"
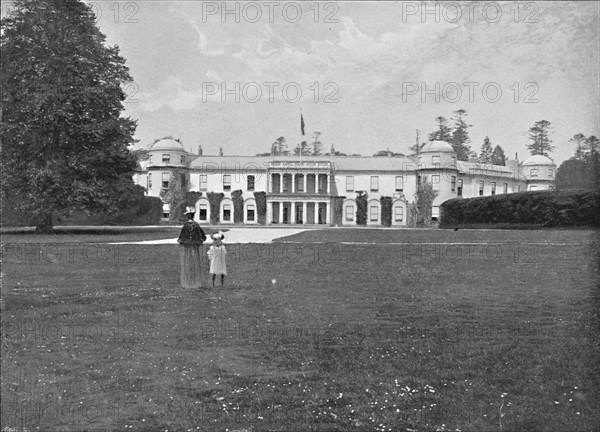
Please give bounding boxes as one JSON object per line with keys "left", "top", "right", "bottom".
{"left": 1, "top": 228, "right": 599, "bottom": 431}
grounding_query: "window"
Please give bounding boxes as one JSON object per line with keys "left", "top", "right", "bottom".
{"left": 148, "top": 173, "right": 152, "bottom": 189}
{"left": 515, "top": 185, "right": 520, "bottom": 193}
{"left": 457, "top": 179, "right": 463, "bottom": 196}
{"left": 345, "top": 205, "right": 354, "bottom": 222}
{"left": 199, "top": 174, "right": 207, "bottom": 191}
{"left": 432, "top": 155, "right": 440, "bottom": 165}
{"left": 162, "top": 203, "right": 170, "bottom": 219}
{"left": 395, "top": 176, "right": 403, "bottom": 191}
{"left": 370, "top": 176, "right": 379, "bottom": 192}
{"left": 246, "top": 204, "right": 255, "bottom": 221}
{"left": 451, "top": 176, "right": 456, "bottom": 192}
{"left": 180, "top": 155, "right": 185, "bottom": 164}
{"left": 149, "top": 155, "right": 153, "bottom": 163}
{"left": 549, "top": 185, "right": 554, "bottom": 190}
{"left": 198, "top": 204, "right": 207, "bottom": 221}
{"left": 223, "top": 174, "right": 231, "bottom": 191}
{"left": 296, "top": 175, "right": 304, "bottom": 192}
{"left": 369, "top": 205, "right": 379, "bottom": 222}
{"left": 529, "top": 185, "right": 537, "bottom": 191}
{"left": 162, "top": 172, "right": 170, "bottom": 189}
{"left": 432, "top": 175, "right": 440, "bottom": 191}
{"left": 432, "top": 206, "right": 440, "bottom": 219}
{"left": 346, "top": 176, "right": 354, "bottom": 192}
{"left": 394, "top": 206, "right": 403, "bottom": 222}
{"left": 247, "top": 175, "right": 255, "bottom": 191}
{"left": 529, "top": 168, "right": 538, "bottom": 178}
{"left": 451, "top": 156, "right": 456, "bottom": 164}
{"left": 503, "top": 183, "right": 508, "bottom": 194}
{"left": 549, "top": 168, "right": 554, "bottom": 178}
{"left": 491, "top": 182, "right": 496, "bottom": 195}
{"left": 223, "top": 204, "right": 232, "bottom": 221}
{"left": 162, "top": 154, "right": 170, "bottom": 163}
{"left": 479, "top": 181, "right": 484, "bottom": 196}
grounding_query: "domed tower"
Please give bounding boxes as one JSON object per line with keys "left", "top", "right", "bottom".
{"left": 522, "top": 155, "right": 556, "bottom": 191}
{"left": 417, "top": 141, "right": 459, "bottom": 219}
{"left": 146, "top": 138, "right": 192, "bottom": 198}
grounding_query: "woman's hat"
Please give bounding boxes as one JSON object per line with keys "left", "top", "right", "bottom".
{"left": 184, "top": 206, "right": 195, "bottom": 215}
{"left": 211, "top": 232, "right": 224, "bottom": 240}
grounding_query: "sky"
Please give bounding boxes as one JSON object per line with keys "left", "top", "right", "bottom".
{"left": 90, "top": 1, "right": 599, "bottom": 164}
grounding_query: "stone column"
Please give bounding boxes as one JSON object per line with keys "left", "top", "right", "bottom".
{"left": 326, "top": 174, "right": 330, "bottom": 194}
{"left": 314, "top": 202, "right": 319, "bottom": 224}
{"left": 267, "top": 202, "right": 273, "bottom": 224}
{"left": 302, "top": 202, "right": 307, "bottom": 224}
{"left": 325, "top": 202, "right": 331, "bottom": 224}
{"left": 292, "top": 174, "right": 296, "bottom": 193}
{"left": 279, "top": 173, "right": 283, "bottom": 194}
{"left": 303, "top": 175, "right": 307, "bottom": 193}
{"left": 290, "top": 202, "right": 296, "bottom": 224}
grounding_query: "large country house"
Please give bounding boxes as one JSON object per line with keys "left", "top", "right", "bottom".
{"left": 133, "top": 138, "right": 556, "bottom": 226}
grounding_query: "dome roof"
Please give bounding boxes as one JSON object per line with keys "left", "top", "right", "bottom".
{"left": 420, "top": 140, "right": 455, "bottom": 153}
{"left": 150, "top": 138, "right": 185, "bottom": 151}
{"left": 523, "top": 154, "right": 555, "bottom": 166}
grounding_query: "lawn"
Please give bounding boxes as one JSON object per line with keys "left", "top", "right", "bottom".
{"left": 1, "top": 229, "right": 599, "bottom": 431}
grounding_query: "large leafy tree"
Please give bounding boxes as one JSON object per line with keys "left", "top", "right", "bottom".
{"left": 428, "top": 116, "right": 452, "bottom": 142}
{"left": 1, "top": 0, "right": 138, "bottom": 232}
{"left": 527, "top": 120, "right": 554, "bottom": 156}
{"left": 450, "top": 109, "right": 475, "bottom": 161}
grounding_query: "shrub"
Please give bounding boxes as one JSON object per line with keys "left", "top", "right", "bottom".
{"left": 332, "top": 196, "right": 345, "bottom": 225}
{"left": 254, "top": 191, "right": 267, "bottom": 225}
{"left": 231, "top": 190, "right": 244, "bottom": 223}
{"left": 440, "top": 189, "right": 600, "bottom": 228}
{"left": 380, "top": 196, "right": 392, "bottom": 227}
{"left": 355, "top": 191, "right": 367, "bottom": 226}
{"left": 207, "top": 192, "right": 224, "bottom": 225}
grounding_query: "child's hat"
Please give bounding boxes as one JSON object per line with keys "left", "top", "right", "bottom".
{"left": 211, "top": 232, "right": 224, "bottom": 240}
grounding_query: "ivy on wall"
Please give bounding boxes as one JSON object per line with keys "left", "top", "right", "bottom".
{"left": 231, "top": 190, "right": 244, "bottom": 223}
{"left": 207, "top": 192, "right": 224, "bottom": 225}
{"left": 380, "top": 196, "right": 392, "bottom": 227}
{"left": 254, "top": 191, "right": 267, "bottom": 225}
{"left": 332, "top": 196, "right": 345, "bottom": 226}
{"left": 355, "top": 191, "right": 368, "bottom": 226}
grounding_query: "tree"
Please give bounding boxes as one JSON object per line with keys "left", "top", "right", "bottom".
{"left": 527, "top": 120, "right": 554, "bottom": 156}
{"left": 491, "top": 145, "right": 507, "bottom": 166}
{"left": 270, "top": 136, "right": 288, "bottom": 156}
{"left": 160, "top": 169, "right": 189, "bottom": 222}
{"left": 585, "top": 135, "right": 599, "bottom": 156}
{"left": 478, "top": 136, "right": 493, "bottom": 164}
{"left": 219, "top": 147, "right": 224, "bottom": 156}
{"left": 293, "top": 141, "right": 309, "bottom": 156}
{"left": 311, "top": 131, "right": 323, "bottom": 156}
{"left": 1, "top": 0, "right": 138, "bottom": 232}
{"left": 415, "top": 176, "right": 438, "bottom": 227}
{"left": 569, "top": 133, "right": 587, "bottom": 160}
{"left": 450, "top": 109, "right": 475, "bottom": 161}
{"left": 428, "top": 116, "right": 452, "bottom": 142}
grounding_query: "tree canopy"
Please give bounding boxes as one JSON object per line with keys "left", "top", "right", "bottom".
{"left": 527, "top": 120, "right": 554, "bottom": 156}
{"left": 1, "top": 0, "right": 139, "bottom": 231}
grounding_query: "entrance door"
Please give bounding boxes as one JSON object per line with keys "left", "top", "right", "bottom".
{"left": 282, "top": 202, "right": 290, "bottom": 224}
{"left": 295, "top": 203, "right": 303, "bottom": 224}
{"left": 306, "top": 202, "right": 315, "bottom": 224}
{"left": 318, "top": 203, "right": 326, "bottom": 224}
{"left": 272, "top": 202, "right": 280, "bottom": 224}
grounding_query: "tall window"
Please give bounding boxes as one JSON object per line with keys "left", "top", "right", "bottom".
{"left": 162, "top": 154, "right": 170, "bottom": 163}
{"left": 296, "top": 175, "right": 304, "bottom": 192}
{"left": 199, "top": 174, "right": 207, "bottom": 191}
{"left": 370, "top": 176, "right": 379, "bottom": 192}
{"left": 369, "top": 205, "right": 379, "bottom": 222}
{"left": 529, "top": 168, "right": 538, "bottom": 178}
{"left": 223, "top": 174, "right": 231, "bottom": 191}
{"left": 515, "top": 185, "right": 520, "bottom": 193}
{"left": 432, "top": 206, "right": 440, "bottom": 219}
{"left": 198, "top": 204, "right": 207, "bottom": 221}
{"left": 223, "top": 203, "right": 232, "bottom": 221}
{"left": 247, "top": 175, "right": 255, "bottom": 191}
{"left": 479, "top": 181, "right": 484, "bottom": 196}
{"left": 451, "top": 176, "right": 456, "bottom": 192}
{"left": 180, "top": 155, "right": 185, "bottom": 164}
{"left": 457, "top": 179, "right": 463, "bottom": 196}
{"left": 162, "top": 172, "right": 170, "bottom": 189}
{"left": 503, "top": 183, "right": 508, "bottom": 194}
{"left": 345, "top": 205, "right": 354, "bottom": 222}
{"left": 148, "top": 173, "right": 152, "bottom": 189}
{"left": 346, "top": 176, "right": 354, "bottom": 192}
{"left": 549, "top": 185, "right": 554, "bottom": 190}
{"left": 432, "top": 175, "right": 440, "bottom": 191}
{"left": 149, "top": 155, "right": 153, "bottom": 163}
{"left": 395, "top": 176, "right": 403, "bottom": 191}
{"left": 548, "top": 168, "right": 554, "bottom": 178}
{"left": 491, "top": 182, "right": 496, "bottom": 195}
{"left": 529, "top": 185, "right": 537, "bottom": 191}
{"left": 394, "top": 206, "right": 403, "bottom": 222}
{"left": 432, "top": 155, "right": 440, "bottom": 165}
{"left": 246, "top": 204, "right": 256, "bottom": 221}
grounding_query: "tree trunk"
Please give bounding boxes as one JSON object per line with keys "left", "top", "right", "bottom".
{"left": 35, "top": 212, "right": 54, "bottom": 233}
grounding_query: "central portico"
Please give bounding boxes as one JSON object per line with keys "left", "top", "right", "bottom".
{"left": 267, "top": 160, "right": 332, "bottom": 225}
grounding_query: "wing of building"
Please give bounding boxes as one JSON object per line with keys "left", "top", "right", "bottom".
{"left": 132, "top": 139, "right": 556, "bottom": 225}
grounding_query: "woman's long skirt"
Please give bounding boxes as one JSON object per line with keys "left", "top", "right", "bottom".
{"left": 180, "top": 245, "right": 202, "bottom": 288}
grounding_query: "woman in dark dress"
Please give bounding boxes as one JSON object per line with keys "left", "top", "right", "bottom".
{"left": 177, "top": 206, "right": 207, "bottom": 288}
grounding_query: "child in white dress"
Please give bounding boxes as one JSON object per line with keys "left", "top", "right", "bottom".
{"left": 208, "top": 232, "right": 227, "bottom": 287}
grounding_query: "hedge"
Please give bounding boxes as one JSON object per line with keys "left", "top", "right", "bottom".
{"left": 231, "top": 190, "right": 244, "bottom": 223}
{"left": 355, "top": 191, "right": 367, "bottom": 226}
{"left": 332, "top": 196, "right": 345, "bottom": 226}
{"left": 207, "top": 192, "right": 224, "bottom": 225}
{"left": 440, "top": 189, "right": 600, "bottom": 228}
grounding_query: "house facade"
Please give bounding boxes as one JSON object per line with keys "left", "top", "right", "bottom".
{"left": 133, "top": 139, "right": 556, "bottom": 226}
